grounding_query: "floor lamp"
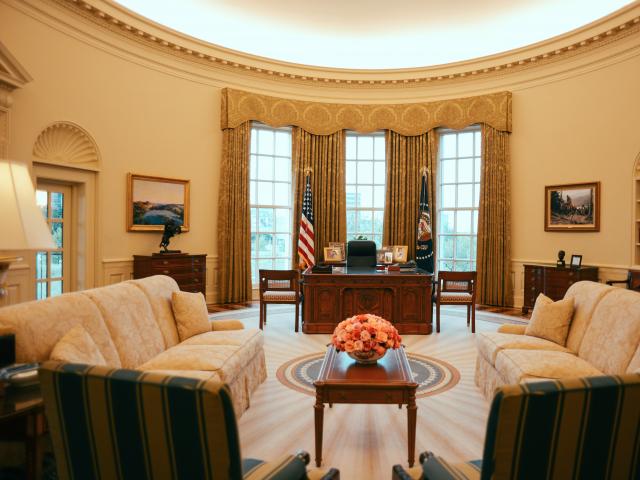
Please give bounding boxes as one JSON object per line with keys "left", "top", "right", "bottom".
{"left": 0, "top": 159, "right": 55, "bottom": 299}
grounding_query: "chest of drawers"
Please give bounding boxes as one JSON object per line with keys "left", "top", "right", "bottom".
{"left": 133, "top": 254, "right": 206, "bottom": 296}
{"left": 522, "top": 264, "right": 598, "bottom": 313}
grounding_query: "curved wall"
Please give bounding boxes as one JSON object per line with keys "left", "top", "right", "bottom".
{"left": 2, "top": 0, "right": 640, "bottom": 304}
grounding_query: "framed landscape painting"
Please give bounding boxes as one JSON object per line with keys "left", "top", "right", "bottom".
{"left": 127, "top": 174, "right": 190, "bottom": 232}
{"left": 545, "top": 182, "right": 600, "bottom": 232}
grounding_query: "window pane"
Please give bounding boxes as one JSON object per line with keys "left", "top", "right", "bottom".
{"left": 36, "top": 190, "right": 48, "bottom": 218}
{"left": 358, "top": 136, "right": 374, "bottom": 158}
{"left": 441, "top": 160, "right": 455, "bottom": 183}
{"left": 250, "top": 131, "right": 257, "bottom": 153}
{"left": 257, "top": 182, "right": 273, "bottom": 204}
{"left": 357, "top": 162, "right": 373, "bottom": 184}
{"left": 274, "top": 234, "right": 290, "bottom": 258}
{"left": 372, "top": 234, "right": 383, "bottom": 249}
{"left": 258, "top": 258, "right": 273, "bottom": 270}
{"left": 441, "top": 135, "right": 456, "bottom": 158}
{"left": 250, "top": 181, "right": 256, "bottom": 204}
{"left": 250, "top": 155, "right": 257, "bottom": 179}
{"left": 274, "top": 258, "right": 289, "bottom": 270}
{"left": 257, "top": 234, "right": 273, "bottom": 257}
{"left": 52, "top": 223, "right": 63, "bottom": 249}
{"left": 374, "top": 162, "right": 385, "bottom": 185}
{"left": 36, "top": 252, "right": 47, "bottom": 279}
{"left": 346, "top": 161, "right": 356, "bottom": 184}
{"left": 357, "top": 210, "right": 373, "bottom": 233}
{"left": 454, "top": 261, "right": 470, "bottom": 272}
{"left": 440, "top": 260, "right": 454, "bottom": 272}
{"left": 458, "top": 132, "right": 474, "bottom": 157}
{"left": 458, "top": 158, "right": 473, "bottom": 183}
{"left": 457, "top": 211, "right": 472, "bottom": 233}
{"left": 346, "top": 136, "right": 357, "bottom": 159}
{"left": 257, "top": 155, "right": 273, "bottom": 181}
{"left": 51, "top": 252, "right": 63, "bottom": 278}
{"left": 373, "top": 186, "right": 385, "bottom": 209}
{"left": 358, "top": 186, "right": 373, "bottom": 208}
{"left": 258, "top": 129, "right": 274, "bottom": 153}
{"left": 458, "top": 184, "right": 473, "bottom": 208}
{"left": 346, "top": 185, "right": 357, "bottom": 208}
{"left": 373, "top": 136, "right": 385, "bottom": 160}
{"left": 50, "top": 280, "right": 63, "bottom": 297}
{"left": 273, "top": 157, "right": 290, "bottom": 181}
{"left": 273, "top": 183, "right": 289, "bottom": 206}
{"left": 440, "top": 211, "right": 454, "bottom": 233}
{"left": 51, "top": 192, "right": 64, "bottom": 219}
{"left": 373, "top": 210, "right": 384, "bottom": 234}
{"left": 36, "top": 281, "right": 47, "bottom": 300}
{"left": 250, "top": 208, "right": 257, "bottom": 231}
{"left": 440, "top": 236, "right": 454, "bottom": 259}
{"left": 275, "top": 131, "right": 290, "bottom": 157}
{"left": 442, "top": 185, "right": 456, "bottom": 208}
{"left": 250, "top": 233, "right": 257, "bottom": 256}
{"left": 471, "top": 238, "right": 476, "bottom": 261}
{"left": 275, "top": 208, "right": 289, "bottom": 232}
{"left": 456, "top": 236, "right": 471, "bottom": 260}
{"left": 347, "top": 210, "right": 356, "bottom": 233}
{"left": 474, "top": 131, "right": 481, "bottom": 155}
{"left": 251, "top": 260, "right": 258, "bottom": 284}
{"left": 473, "top": 211, "right": 478, "bottom": 234}
{"left": 474, "top": 157, "right": 481, "bottom": 181}
{"left": 258, "top": 208, "right": 274, "bottom": 231}
{"left": 473, "top": 183, "right": 480, "bottom": 207}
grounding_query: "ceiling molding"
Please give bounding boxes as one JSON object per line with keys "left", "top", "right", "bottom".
{"left": 31, "top": 0, "right": 640, "bottom": 89}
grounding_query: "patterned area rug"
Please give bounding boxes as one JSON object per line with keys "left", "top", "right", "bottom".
{"left": 276, "top": 351, "right": 460, "bottom": 399}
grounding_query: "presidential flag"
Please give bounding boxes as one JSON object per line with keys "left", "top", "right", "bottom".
{"left": 416, "top": 172, "right": 434, "bottom": 273}
{"left": 298, "top": 175, "right": 315, "bottom": 268}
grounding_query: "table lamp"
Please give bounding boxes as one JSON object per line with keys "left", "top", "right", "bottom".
{"left": 0, "top": 159, "right": 56, "bottom": 298}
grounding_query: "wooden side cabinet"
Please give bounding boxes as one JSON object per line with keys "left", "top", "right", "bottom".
{"left": 522, "top": 264, "right": 598, "bottom": 313}
{"left": 133, "top": 253, "right": 206, "bottom": 296}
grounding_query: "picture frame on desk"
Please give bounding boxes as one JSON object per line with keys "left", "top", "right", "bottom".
{"left": 544, "top": 182, "right": 600, "bottom": 232}
{"left": 127, "top": 173, "right": 190, "bottom": 232}
{"left": 324, "top": 247, "right": 344, "bottom": 263}
{"left": 392, "top": 245, "right": 408, "bottom": 263}
{"left": 570, "top": 254, "right": 582, "bottom": 268}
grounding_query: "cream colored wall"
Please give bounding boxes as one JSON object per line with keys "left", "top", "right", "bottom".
{"left": 1, "top": 0, "right": 639, "bottom": 306}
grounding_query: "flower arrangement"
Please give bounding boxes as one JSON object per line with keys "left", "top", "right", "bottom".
{"left": 332, "top": 314, "right": 402, "bottom": 363}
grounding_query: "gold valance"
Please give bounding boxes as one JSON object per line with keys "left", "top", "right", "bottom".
{"left": 221, "top": 88, "right": 512, "bottom": 135}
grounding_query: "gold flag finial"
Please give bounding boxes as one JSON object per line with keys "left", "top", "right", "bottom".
{"left": 304, "top": 166, "right": 313, "bottom": 176}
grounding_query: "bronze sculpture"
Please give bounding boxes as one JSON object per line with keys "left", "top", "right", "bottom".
{"left": 159, "top": 220, "right": 182, "bottom": 253}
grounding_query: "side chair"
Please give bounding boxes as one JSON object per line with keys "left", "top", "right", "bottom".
{"left": 259, "top": 269, "right": 302, "bottom": 332}
{"left": 392, "top": 373, "right": 640, "bottom": 480}
{"left": 40, "top": 361, "right": 340, "bottom": 480}
{"left": 606, "top": 269, "right": 640, "bottom": 291}
{"left": 434, "top": 271, "right": 477, "bottom": 333}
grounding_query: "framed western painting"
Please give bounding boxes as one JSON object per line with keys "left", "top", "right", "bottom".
{"left": 544, "top": 182, "right": 600, "bottom": 232}
{"left": 127, "top": 174, "right": 190, "bottom": 232}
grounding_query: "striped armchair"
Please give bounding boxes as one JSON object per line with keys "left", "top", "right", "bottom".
{"left": 392, "top": 374, "right": 640, "bottom": 480}
{"left": 40, "top": 362, "right": 339, "bottom": 480}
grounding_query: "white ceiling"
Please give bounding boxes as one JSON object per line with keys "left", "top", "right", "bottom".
{"left": 115, "top": 0, "right": 634, "bottom": 69}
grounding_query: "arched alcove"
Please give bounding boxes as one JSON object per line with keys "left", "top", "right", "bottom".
{"left": 33, "top": 121, "right": 100, "bottom": 171}
{"left": 632, "top": 151, "right": 640, "bottom": 266}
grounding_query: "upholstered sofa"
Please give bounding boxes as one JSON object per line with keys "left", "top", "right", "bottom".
{"left": 0, "top": 275, "right": 266, "bottom": 416}
{"left": 475, "top": 281, "right": 640, "bottom": 399}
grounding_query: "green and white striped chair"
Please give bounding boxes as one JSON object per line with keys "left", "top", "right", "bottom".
{"left": 40, "top": 362, "right": 339, "bottom": 480}
{"left": 392, "top": 374, "right": 640, "bottom": 480}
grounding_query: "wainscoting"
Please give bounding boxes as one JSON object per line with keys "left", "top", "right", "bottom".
{"left": 0, "top": 261, "right": 32, "bottom": 307}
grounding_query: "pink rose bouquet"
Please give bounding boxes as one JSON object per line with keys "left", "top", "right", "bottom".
{"left": 331, "top": 314, "right": 402, "bottom": 357}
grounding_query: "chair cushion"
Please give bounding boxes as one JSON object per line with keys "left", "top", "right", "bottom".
{"left": 476, "top": 332, "right": 571, "bottom": 366}
{"left": 495, "top": 349, "right": 603, "bottom": 384}
{"left": 242, "top": 455, "right": 306, "bottom": 480}
{"left": 263, "top": 291, "right": 298, "bottom": 301}
{"left": 171, "top": 291, "right": 210, "bottom": 341}
{"left": 439, "top": 292, "right": 472, "bottom": 303}
{"left": 525, "top": 294, "right": 574, "bottom": 346}
{"left": 50, "top": 325, "right": 107, "bottom": 366}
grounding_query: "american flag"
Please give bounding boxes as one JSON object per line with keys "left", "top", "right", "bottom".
{"left": 298, "top": 175, "right": 315, "bottom": 268}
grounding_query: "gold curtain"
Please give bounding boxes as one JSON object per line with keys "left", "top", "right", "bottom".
{"left": 217, "top": 122, "right": 251, "bottom": 303}
{"left": 476, "top": 124, "right": 512, "bottom": 306}
{"left": 292, "top": 128, "right": 346, "bottom": 265}
{"left": 383, "top": 130, "right": 438, "bottom": 262}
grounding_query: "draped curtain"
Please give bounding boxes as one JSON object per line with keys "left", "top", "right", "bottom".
{"left": 383, "top": 130, "right": 438, "bottom": 262}
{"left": 476, "top": 124, "right": 512, "bottom": 306}
{"left": 217, "top": 122, "right": 252, "bottom": 303}
{"left": 292, "top": 128, "right": 346, "bottom": 265}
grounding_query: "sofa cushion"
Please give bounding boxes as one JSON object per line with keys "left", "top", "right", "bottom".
{"left": 525, "top": 294, "right": 574, "bottom": 346}
{"left": 171, "top": 291, "right": 210, "bottom": 341}
{"left": 564, "top": 281, "right": 614, "bottom": 353}
{"left": 130, "top": 276, "right": 181, "bottom": 348}
{"left": 140, "top": 369, "right": 221, "bottom": 382}
{"left": 181, "top": 329, "right": 264, "bottom": 359}
{"left": 50, "top": 325, "right": 107, "bottom": 365}
{"left": 0, "top": 292, "right": 121, "bottom": 366}
{"left": 477, "top": 332, "right": 571, "bottom": 366}
{"left": 495, "top": 349, "right": 603, "bottom": 384}
{"left": 82, "top": 282, "right": 166, "bottom": 368}
{"left": 578, "top": 288, "right": 640, "bottom": 374}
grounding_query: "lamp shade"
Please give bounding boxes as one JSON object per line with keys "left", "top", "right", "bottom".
{"left": 0, "top": 159, "right": 56, "bottom": 250}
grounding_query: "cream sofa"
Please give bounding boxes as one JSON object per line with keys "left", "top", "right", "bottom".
{"left": 0, "top": 275, "right": 266, "bottom": 416}
{"left": 475, "top": 281, "right": 640, "bottom": 398}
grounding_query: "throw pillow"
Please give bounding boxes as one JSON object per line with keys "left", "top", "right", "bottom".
{"left": 172, "top": 291, "right": 211, "bottom": 341}
{"left": 50, "top": 325, "right": 107, "bottom": 365}
{"left": 525, "top": 294, "right": 574, "bottom": 346}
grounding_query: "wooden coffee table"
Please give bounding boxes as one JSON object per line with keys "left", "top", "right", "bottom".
{"left": 313, "top": 346, "right": 418, "bottom": 467}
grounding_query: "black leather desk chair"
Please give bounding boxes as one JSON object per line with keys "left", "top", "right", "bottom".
{"left": 346, "top": 240, "right": 377, "bottom": 267}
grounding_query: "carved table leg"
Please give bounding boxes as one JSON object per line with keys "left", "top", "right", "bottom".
{"left": 314, "top": 391, "right": 325, "bottom": 467}
{"left": 407, "top": 389, "right": 417, "bottom": 467}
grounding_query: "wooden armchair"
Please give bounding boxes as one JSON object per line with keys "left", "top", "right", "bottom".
{"left": 606, "top": 269, "right": 640, "bottom": 291}
{"left": 259, "top": 269, "right": 302, "bottom": 332}
{"left": 40, "top": 362, "right": 340, "bottom": 480}
{"left": 434, "top": 271, "right": 477, "bottom": 333}
{"left": 392, "top": 373, "right": 640, "bottom": 480}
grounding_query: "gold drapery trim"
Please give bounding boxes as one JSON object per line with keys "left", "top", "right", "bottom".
{"left": 217, "top": 122, "right": 252, "bottom": 303}
{"left": 221, "top": 88, "right": 512, "bottom": 136}
{"left": 383, "top": 131, "right": 438, "bottom": 261}
{"left": 292, "top": 128, "right": 346, "bottom": 264}
{"left": 476, "top": 124, "right": 512, "bottom": 306}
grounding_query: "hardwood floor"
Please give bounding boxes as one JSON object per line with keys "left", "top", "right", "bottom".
{"left": 210, "top": 305, "right": 522, "bottom": 479}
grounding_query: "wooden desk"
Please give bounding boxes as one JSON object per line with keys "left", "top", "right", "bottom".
{"left": 314, "top": 346, "right": 418, "bottom": 467}
{"left": 522, "top": 264, "right": 599, "bottom": 313}
{"left": 302, "top": 267, "right": 433, "bottom": 334}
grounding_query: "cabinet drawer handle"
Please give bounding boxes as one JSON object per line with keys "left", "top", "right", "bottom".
{"left": 163, "top": 270, "right": 170, "bottom": 275}
{"left": 194, "top": 278, "right": 200, "bottom": 283}
{"left": 163, "top": 260, "right": 168, "bottom": 265}
{"left": 194, "top": 259, "right": 200, "bottom": 264}
{"left": 194, "top": 268, "right": 200, "bottom": 273}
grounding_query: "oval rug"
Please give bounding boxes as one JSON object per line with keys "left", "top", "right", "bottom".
{"left": 276, "top": 351, "right": 460, "bottom": 399}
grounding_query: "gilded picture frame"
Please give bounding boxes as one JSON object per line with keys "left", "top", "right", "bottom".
{"left": 544, "top": 182, "right": 600, "bottom": 232}
{"left": 127, "top": 173, "right": 190, "bottom": 232}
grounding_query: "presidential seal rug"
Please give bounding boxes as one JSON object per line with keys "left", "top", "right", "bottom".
{"left": 276, "top": 351, "right": 460, "bottom": 399}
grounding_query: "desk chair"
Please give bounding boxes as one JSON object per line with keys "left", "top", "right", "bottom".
{"left": 40, "top": 362, "right": 340, "bottom": 480}
{"left": 346, "top": 240, "right": 377, "bottom": 267}
{"left": 434, "top": 271, "right": 477, "bottom": 333}
{"left": 606, "top": 269, "right": 640, "bottom": 291}
{"left": 259, "top": 269, "right": 301, "bottom": 332}
{"left": 392, "top": 373, "right": 640, "bottom": 480}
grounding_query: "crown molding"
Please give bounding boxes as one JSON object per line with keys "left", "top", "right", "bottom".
{"left": 0, "top": 40, "right": 33, "bottom": 94}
